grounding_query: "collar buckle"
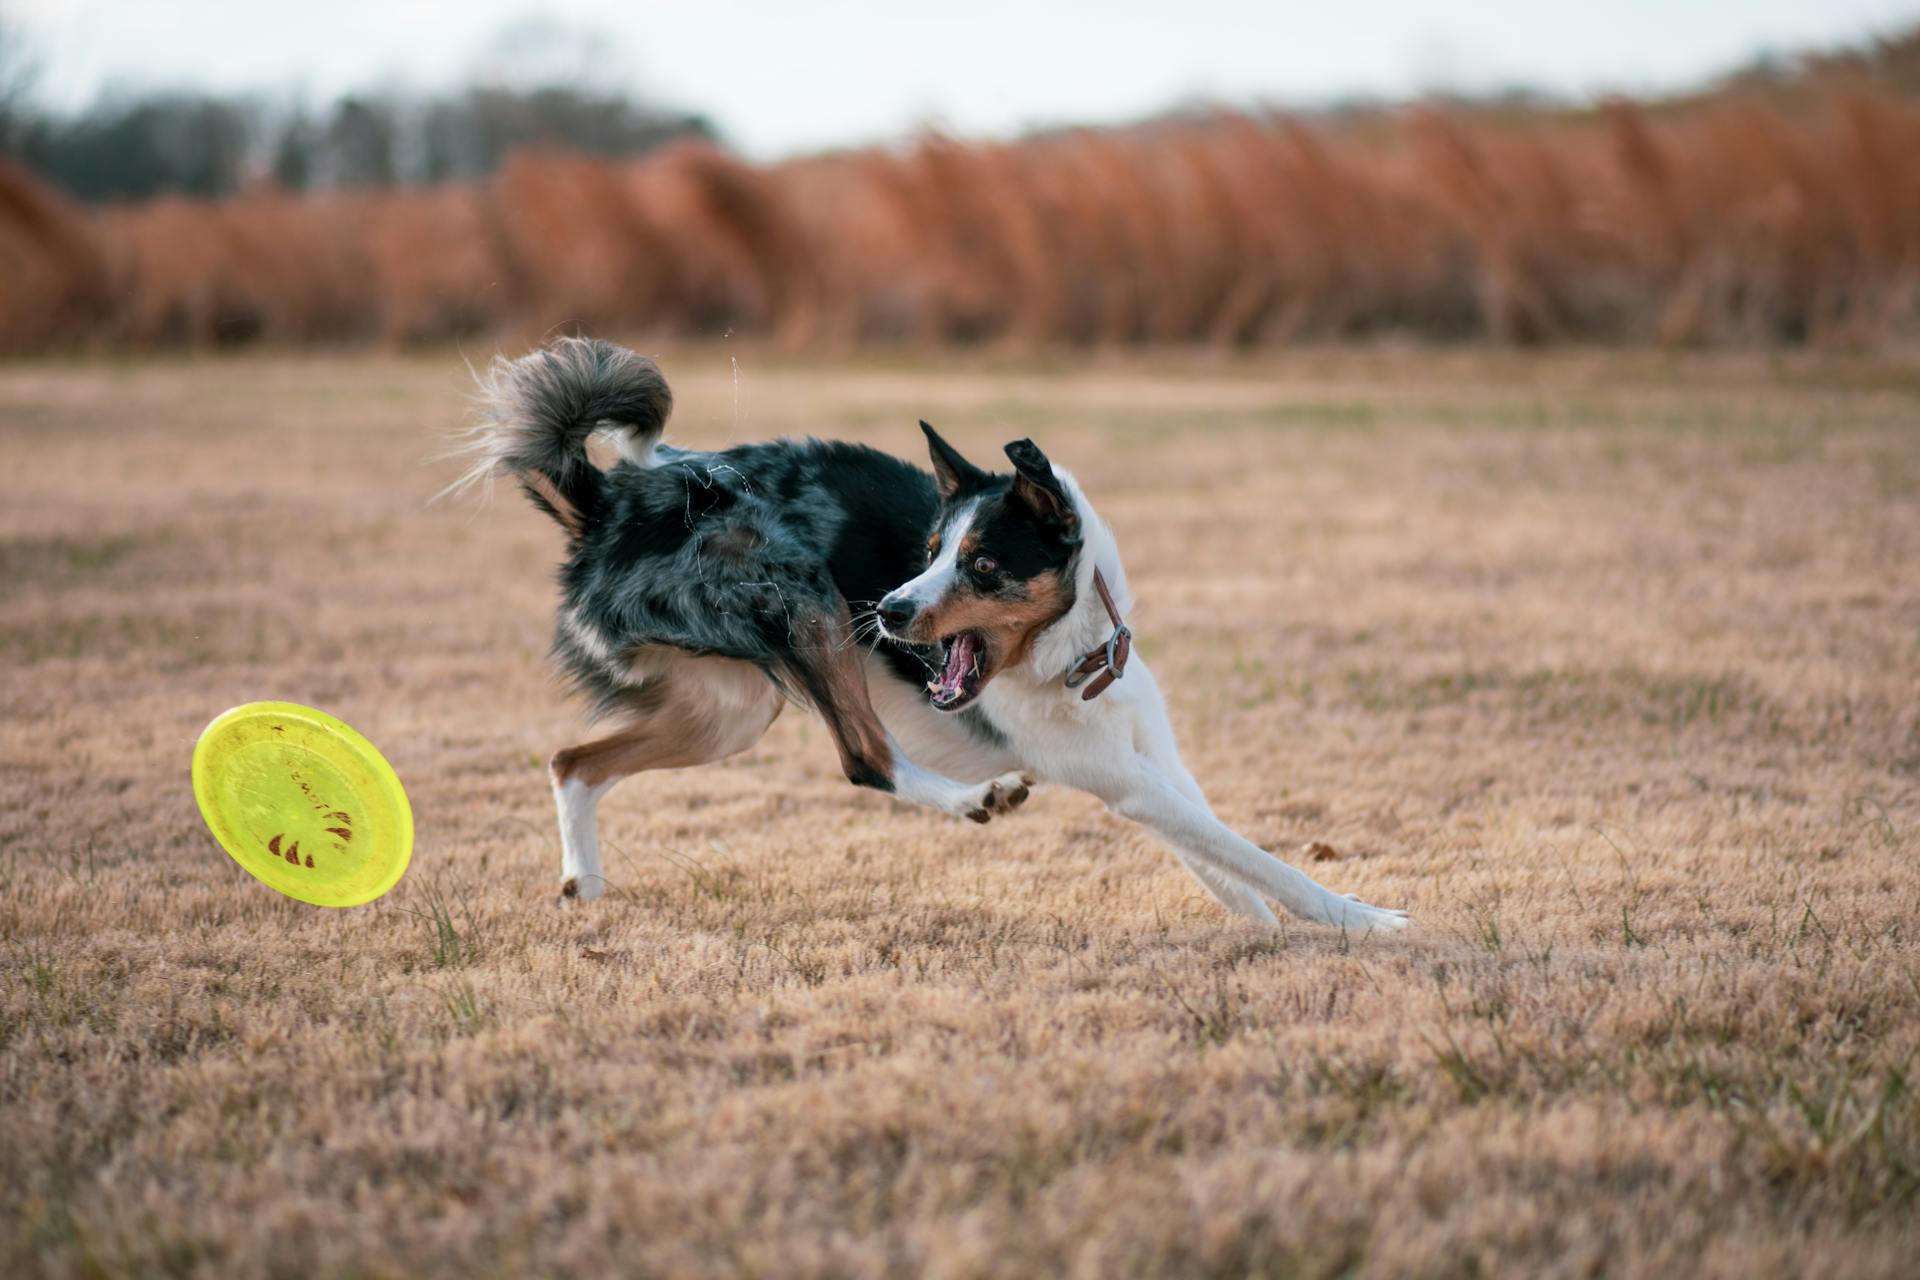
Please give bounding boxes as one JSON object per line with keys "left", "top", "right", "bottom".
{"left": 1063, "top": 568, "right": 1130, "bottom": 701}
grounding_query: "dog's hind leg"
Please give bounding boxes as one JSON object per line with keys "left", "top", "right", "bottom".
{"left": 550, "top": 649, "right": 781, "bottom": 903}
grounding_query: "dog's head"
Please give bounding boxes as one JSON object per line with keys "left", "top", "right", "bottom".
{"left": 877, "top": 423, "right": 1082, "bottom": 712}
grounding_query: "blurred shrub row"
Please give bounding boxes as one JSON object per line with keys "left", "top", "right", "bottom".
{"left": 3, "top": 94, "right": 1919, "bottom": 353}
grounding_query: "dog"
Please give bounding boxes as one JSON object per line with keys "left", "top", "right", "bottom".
{"left": 455, "top": 337, "right": 1407, "bottom": 933}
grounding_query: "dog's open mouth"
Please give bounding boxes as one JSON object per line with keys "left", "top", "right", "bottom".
{"left": 927, "top": 631, "right": 989, "bottom": 711}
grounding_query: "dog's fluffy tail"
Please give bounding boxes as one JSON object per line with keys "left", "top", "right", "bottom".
{"left": 444, "top": 337, "right": 672, "bottom": 535}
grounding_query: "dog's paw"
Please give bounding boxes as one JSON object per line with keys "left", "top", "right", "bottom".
{"left": 1331, "top": 893, "right": 1410, "bottom": 932}
{"left": 559, "top": 874, "right": 606, "bottom": 906}
{"left": 961, "top": 772, "right": 1034, "bottom": 824}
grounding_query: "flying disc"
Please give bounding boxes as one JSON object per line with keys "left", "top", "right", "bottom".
{"left": 191, "top": 701, "right": 413, "bottom": 907}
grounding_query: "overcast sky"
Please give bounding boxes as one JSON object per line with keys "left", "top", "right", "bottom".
{"left": 8, "top": 0, "right": 1919, "bottom": 158}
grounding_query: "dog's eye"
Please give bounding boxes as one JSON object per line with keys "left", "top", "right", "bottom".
{"left": 972, "top": 556, "right": 998, "bottom": 576}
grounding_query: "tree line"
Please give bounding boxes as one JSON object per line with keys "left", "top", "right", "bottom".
{"left": 0, "top": 20, "right": 714, "bottom": 203}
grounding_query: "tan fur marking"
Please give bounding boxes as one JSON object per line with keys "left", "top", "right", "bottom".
{"left": 914, "top": 570, "right": 1073, "bottom": 672}
{"left": 553, "top": 649, "right": 781, "bottom": 788}
{"left": 521, "top": 471, "right": 583, "bottom": 536}
{"left": 780, "top": 608, "right": 897, "bottom": 788}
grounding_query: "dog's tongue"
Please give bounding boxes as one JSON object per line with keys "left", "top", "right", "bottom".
{"left": 930, "top": 633, "right": 979, "bottom": 703}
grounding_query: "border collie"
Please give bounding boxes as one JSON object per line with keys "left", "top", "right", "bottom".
{"left": 456, "top": 338, "right": 1407, "bottom": 933}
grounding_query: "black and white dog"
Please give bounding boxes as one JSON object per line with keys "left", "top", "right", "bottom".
{"left": 458, "top": 338, "right": 1407, "bottom": 932}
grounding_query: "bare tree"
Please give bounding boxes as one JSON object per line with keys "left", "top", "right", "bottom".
{"left": 0, "top": 16, "right": 40, "bottom": 151}
{"left": 4, "top": 17, "right": 714, "bottom": 203}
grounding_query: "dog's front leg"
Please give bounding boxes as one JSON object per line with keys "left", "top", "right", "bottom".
{"left": 782, "top": 608, "right": 1029, "bottom": 822}
{"left": 888, "top": 742, "right": 1033, "bottom": 823}
{"left": 1106, "top": 769, "right": 1409, "bottom": 932}
{"left": 1163, "top": 848, "right": 1281, "bottom": 925}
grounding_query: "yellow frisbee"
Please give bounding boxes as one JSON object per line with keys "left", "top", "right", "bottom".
{"left": 192, "top": 702, "right": 413, "bottom": 907}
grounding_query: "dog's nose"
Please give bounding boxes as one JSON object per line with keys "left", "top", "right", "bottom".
{"left": 877, "top": 597, "right": 917, "bottom": 631}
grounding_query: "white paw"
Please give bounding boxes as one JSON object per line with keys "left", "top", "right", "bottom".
{"left": 1328, "top": 894, "right": 1410, "bottom": 932}
{"left": 957, "top": 772, "right": 1034, "bottom": 824}
{"left": 559, "top": 874, "right": 606, "bottom": 905}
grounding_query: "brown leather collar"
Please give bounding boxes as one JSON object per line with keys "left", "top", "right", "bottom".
{"left": 1062, "top": 568, "right": 1131, "bottom": 701}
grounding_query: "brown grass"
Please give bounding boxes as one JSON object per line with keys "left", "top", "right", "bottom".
{"left": 2, "top": 346, "right": 1919, "bottom": 1277}
{"left": 8, "top": 92, "right": 1920, "bottom": 353}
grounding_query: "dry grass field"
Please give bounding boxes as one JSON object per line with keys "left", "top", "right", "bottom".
{"left": 2, "top": 345, "right": 1918, "bottom": 1278}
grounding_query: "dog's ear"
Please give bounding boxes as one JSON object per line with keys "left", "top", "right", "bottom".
{"left": 1004, "top": 438, "right": 1079, "bottom": 537}
{"left": 921, "top": 421, "right": 989, "bottom": 500}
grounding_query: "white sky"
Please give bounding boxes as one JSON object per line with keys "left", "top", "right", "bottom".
{"left": 8, "top": 0, "right": 1919, "bottom": 158}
